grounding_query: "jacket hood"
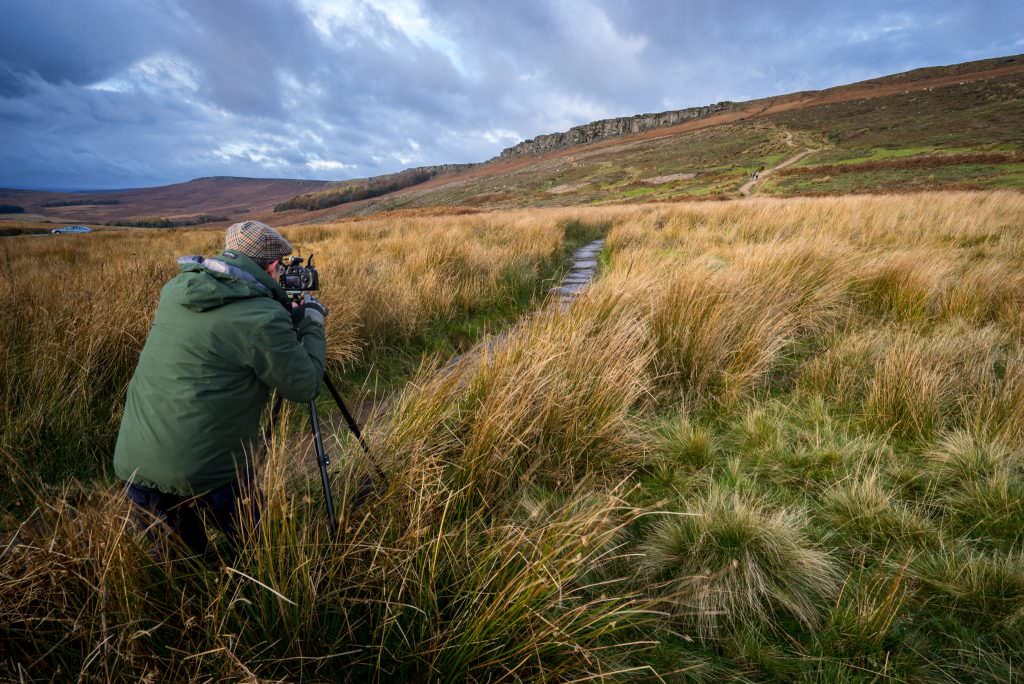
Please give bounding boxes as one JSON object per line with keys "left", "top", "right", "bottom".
{"left": 169, "top": 253, "right": 287, "bottom": 312}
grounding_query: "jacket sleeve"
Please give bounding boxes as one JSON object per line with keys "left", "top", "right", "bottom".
{"left": 247, "top": 307, "right": 326, "bottom": 402}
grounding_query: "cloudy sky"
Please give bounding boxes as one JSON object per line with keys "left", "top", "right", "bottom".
{"left": 2, "top": 1, "right": 1022, "bottom": 190}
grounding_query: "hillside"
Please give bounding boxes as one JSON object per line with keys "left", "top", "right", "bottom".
{"left": 298, "top": 53, "right": 1023, "bottom": 219}
{"left": 272, "top": 163, "right": 476, "bottom": 212}
{"left": 2, "top": 53, "right": 1021, "bottom": 232}
{"left": 0, "top": 176, "right": 330, "bottom": 227}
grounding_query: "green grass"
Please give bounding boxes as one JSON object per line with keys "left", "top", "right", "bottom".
{"left": 632, "top": 390, "right": 1024, "bottom": 681}
{"left": 764, "top": 161, "right": 1024, "bottom": 195}
{"left": 795, "top": 145, "right": 945, "bottom": 166}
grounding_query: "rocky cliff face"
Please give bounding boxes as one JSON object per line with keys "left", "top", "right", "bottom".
{"left": 497, "top": 102, "right": 735, "bottom": 159}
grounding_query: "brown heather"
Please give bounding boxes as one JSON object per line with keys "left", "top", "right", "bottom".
{"left": 2, "top": 190, "right": 1024, "bottom": 680}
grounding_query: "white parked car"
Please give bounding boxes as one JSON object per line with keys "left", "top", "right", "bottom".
{"left": 51, "top": 225, "right": 92, "bottom": 234}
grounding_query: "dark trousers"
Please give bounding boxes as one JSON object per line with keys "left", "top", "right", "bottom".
{"left": 125, "top": 472, "right": 262, "bottom": 561}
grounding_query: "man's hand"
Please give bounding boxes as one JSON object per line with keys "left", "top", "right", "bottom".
{"left": 299, "top": 295, "right": 328, "bottom": 326}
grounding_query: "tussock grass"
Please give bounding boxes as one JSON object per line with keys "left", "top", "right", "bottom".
{"left": 856, "top": 250, "right": 953, "bottom": 321}
{"left": 1, "top": 450, "right": 657, "bottom": 680}
{"left": 644, "top": 487, "right": 840, "bottom": 637}
{"left": 4, "top": 190, "right": 1024, "bottom": 679}
{"left": 382, "top": 301, "right": 654, "bottom": 510}
{"left": 649, "top": 242, "right": 848, "bottom": 407}
{"left": 926, "top": 429, "right": 1018, "bottom": 487}
{"left": 654, "top": 417, "right": 717, "bottom": 471}
{"left": 826, "top": 560, "right": 913, "bottom": 654}
{"left": 912, "top": 545, "right": 1024, "bottom": 627}
{"left": 823, "top": 470, "right": 945, "bottom": 551}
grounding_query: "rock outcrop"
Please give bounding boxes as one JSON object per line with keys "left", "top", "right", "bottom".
{"left": 497, "top": 102, "right": 735, "bottom": 159}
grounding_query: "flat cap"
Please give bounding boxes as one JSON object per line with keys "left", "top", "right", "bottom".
{"left": 225, "top": 220, "right": 292, "bottom": 263}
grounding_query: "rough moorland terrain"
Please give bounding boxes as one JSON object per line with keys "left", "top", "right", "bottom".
{"left": 3, "top": 193, "right": 1023, "bottom": 681}
{"left": 2, "top": 54, "right": 1020, "bottom": 232}
{"left": 330, "top": 57, "right": 1023, "bottom": 214}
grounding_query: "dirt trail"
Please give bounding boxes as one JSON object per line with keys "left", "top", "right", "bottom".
{"left": 739, "top": 140, "right": 818, "bottom": 197}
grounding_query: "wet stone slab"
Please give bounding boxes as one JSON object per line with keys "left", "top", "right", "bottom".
{"left": 551, "top": 283, "right": 588, "bottom": 296}
{"left": 548, "top": 238, "right": 605, "bottom": 306}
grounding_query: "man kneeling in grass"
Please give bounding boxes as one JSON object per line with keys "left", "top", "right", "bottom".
{"left": 114, "top": 220, "right": 327, "bottom": 561}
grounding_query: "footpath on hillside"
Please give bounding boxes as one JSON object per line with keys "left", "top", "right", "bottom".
{"left": 739, "top": 132, "right": 820, "bottom": 197}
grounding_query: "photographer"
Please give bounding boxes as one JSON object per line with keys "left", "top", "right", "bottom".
{"left": 113, "top": 220, "right": 327, "bottom": 560}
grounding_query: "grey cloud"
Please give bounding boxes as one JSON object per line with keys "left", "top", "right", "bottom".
{"left": 0, "top": 1, "right": 176, "bottom": 87}
{"left": 174, "top": 0, "right": 326, "bottom": 117}
{"left": 0, "top": 0, "right": 1021, "bottom": 189}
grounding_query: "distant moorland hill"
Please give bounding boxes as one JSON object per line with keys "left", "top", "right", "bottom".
{"left": 321, "top": 52, "right": 1022, "bottom": 217}
{"left": 0, "top": 176, "right": 330, "bottom": 228}
{"left": 2, "top": 53, "right": 1021, "bottom": 231}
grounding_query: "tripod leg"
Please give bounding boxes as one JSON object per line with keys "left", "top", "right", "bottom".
{"left": 308, "top": 400, "right": 338, "bottom": 539}
{"left": 322, "top": 373, "right": 387, "bottom": 483}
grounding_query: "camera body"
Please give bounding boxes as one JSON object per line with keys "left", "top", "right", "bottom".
{"left": 280, "top": 254, "right": 319, "bottom": 295}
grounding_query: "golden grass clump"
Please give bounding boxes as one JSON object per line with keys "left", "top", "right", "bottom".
{"left": 1, "top": 449, "right": 657, "bottom": 681}
{"left": 654, "top": 417, "right": 717, "bottom": 471}
{"left": 926, "top": 429, "right": 1018, "bottom": 486}
{"left": 648, "top": 242, "right": 849, "bottom": 406}
{"left": 911, "top": 545, "right": 1024, "bottom": 627}
{"left": 801, "top": 322, "right": 1019, "bottom": 443}
{"left": 382, "top": 301, "right": 654, "bottom": 511}
{"left": 925, "top": 430, "right": 1024, "bottom": 549}
{"left": 823, "top": 470, "right": 944, "bottom": 551}
{"left": 855, "top": 250, "right": 953, "bottom": 321}
{"left": 940, "top": 258, "right": 1024, "bottom": 330}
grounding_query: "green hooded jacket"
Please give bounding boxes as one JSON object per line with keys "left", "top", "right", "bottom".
{"left": 113, "top": 250, "right": 326, "bottom": 495}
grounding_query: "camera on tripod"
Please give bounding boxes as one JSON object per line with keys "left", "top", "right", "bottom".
{"left": 279, "top": 254, "right": 319, "bottom": 296}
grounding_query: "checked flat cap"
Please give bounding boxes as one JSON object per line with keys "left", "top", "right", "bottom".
{"left": 225, "top": 220, "right": 293, "bottom": 263}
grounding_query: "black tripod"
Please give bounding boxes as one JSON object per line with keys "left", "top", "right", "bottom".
{"left": 270, "top": 373, "right": 385, "bottom": 538}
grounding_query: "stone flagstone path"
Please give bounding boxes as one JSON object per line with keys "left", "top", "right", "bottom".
{"left": 549, "top": 238, "right": 604, "bottom": 308}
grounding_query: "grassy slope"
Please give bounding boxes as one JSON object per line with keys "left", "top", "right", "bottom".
{"left": 761, "top": 73, "right": 1024, "bottom": 195}
{"left": 308, "top": 64, "right": 1023, "bottom": 215}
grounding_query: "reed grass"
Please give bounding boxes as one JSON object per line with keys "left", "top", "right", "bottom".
{"left": 3, "top": 190, "right": 1024, "bottom": 680}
